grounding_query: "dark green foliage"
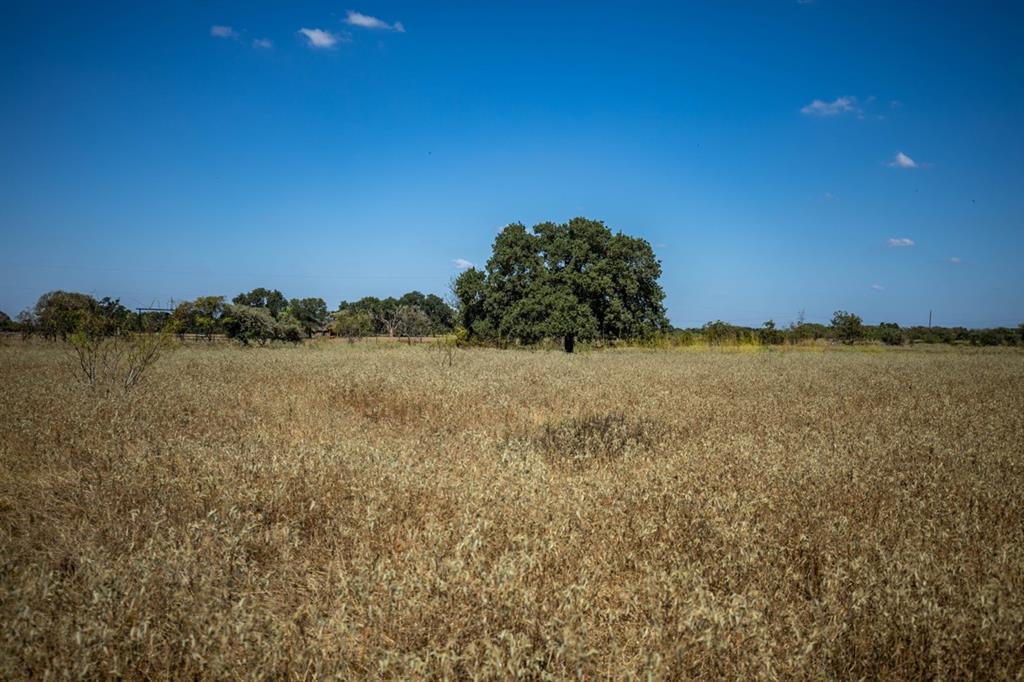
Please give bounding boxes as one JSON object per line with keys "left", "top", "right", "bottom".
{"left": 876, "top": 322, "right": 905, "bottom": 346}
{"left": 331, "top": 309, "right": 374, "bottom": 338}
{"left": 222, "top": 305, "right": 276, "bottom": 346}
{"left": 336, "top": 293, "right": 454, "bottom": 336}
{"left": 12, "top": 283, "right": 1021, "bottom": 350}
{"left": 274, "top": 316, "right": 304, "bottom": 344}
{"left": 398, "top": 291, "right": 454, "bottom": 333}
{"left": 789, "top": 322, "right": 830, "bottom": 342}
{"left": 831, "top": 310, "right": 864, "bottom": 344}
{"left": 287, "top": 297, "right": 328, "bottom": 337}
{"left": 172, "top": 296, "right": 226, "bottom": 339}
{"left": 454, "top": 217, "right": 667, "bottom": 351}
{"left": 32, "top": 291, "right": 100, "bottom": 339}
{"left": 760, "top": 320, "right": 784, "bottom": 345}
{"left": 28, "top": 291, "right": 135, "bottom": 339}
{"left": 233, "top": 288, "right": 287, "bottom": 318}
{"left": 700, "top": 320, "right": 757, "bottom": 345}
{"left": 663, "top": 318, "right": 1023, "bottom": 348}
{"left": 452, "top": 269, "right": 490, "bottom": 338}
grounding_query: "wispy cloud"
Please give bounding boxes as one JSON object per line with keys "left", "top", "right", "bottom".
{"left": 252, "top": 38, "right": 273, "bottom": 49}
{"left": 948, "top": 256, "right": 961, "bottom": 264}
{"left": 453, "top": 258, "right": 475, "bottom": 269}
{"left": 823, "top": 192, "right": 835, "bottom": 201}
{"left": 871, "top": 284, "right": 885, "bottom": 291}
{"left": 801, "top": 96, "right": 859, "bottom": 117}
{"left": 298, "top": 28, "right": 344, "bottom": 48}
{"left": 345, "top": 10, "right": 405, "bottom": 32}
{"left": 210, "top": 25, "right": 238, "bottom": 39}
{"left": 887, "top": 237, "right": 915, "bottom": 247}
{"left": 887, "top": 151, "right": 919, "bottom": 168}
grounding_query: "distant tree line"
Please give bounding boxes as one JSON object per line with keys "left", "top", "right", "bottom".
{"left": 4, "top": 287, "right": 456, "bottom": 346}
{"left": 334, "top": 291, "right": 454, "bottom": 338}
{"left": 3, "top": 291, "right": 161, "bottom": 340}
{"left": 2, "top": 284, "right": 1024, "bottom": 350}
{"left": 666, "top": 311, "right": 1024, "bottom": 347}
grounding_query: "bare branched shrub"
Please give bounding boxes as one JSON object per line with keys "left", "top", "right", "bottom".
{"left": 66, "top": 330, "right": 173, "bottom": 393}
{"left": 431, "top": 333, "right": 460, "bottom": 368}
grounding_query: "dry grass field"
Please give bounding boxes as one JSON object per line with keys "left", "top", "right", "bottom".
{"left": 1, "top": 340, "right": 1023, "bottom": 679}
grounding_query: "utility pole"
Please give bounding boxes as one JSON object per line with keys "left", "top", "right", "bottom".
{"left": 928, "top": 310, "right": 933, "bottom": 328}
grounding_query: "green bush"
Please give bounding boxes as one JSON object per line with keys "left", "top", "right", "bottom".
{"left": 831, "top": 311, "right": 864, "bottom": 344}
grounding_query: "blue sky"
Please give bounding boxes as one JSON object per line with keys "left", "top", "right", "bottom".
{"left": 2, "top": 1, "right": 1022, "bottom": 327}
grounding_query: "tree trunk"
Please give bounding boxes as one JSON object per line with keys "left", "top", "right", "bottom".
{"left": 564, "top": 333, "right": 575, "bottom": 354}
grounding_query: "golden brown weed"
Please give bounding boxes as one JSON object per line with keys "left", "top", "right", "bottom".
{"left": 1, "top": 342, "right": 1022, "bottom": 678}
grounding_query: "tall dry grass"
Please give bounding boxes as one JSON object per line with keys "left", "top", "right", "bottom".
{"left": 1, "top": 341, "right": 1022, "bottom": 678}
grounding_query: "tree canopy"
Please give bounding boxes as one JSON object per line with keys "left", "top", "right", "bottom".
{"left": 337, "top": 292, "right": 454, "bottom": 336}
{"left": 233, "top": 288, "right": 287, "bottom": 318}
{"left": 287, "top": 297, "right": 329, "bottom": 337}
{"left": 453, "top": 217, "right": 667, "bottom": 351}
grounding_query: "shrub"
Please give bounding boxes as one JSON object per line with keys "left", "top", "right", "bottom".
{"left": 760, "top": 320, "right": 784, "bottom": 345}
{"left": 831, "top": 310, "right": 864, "bottom": 344}
{"left": 222, "top": 305, "right": 276, "bottom": 346}
{"left": 66, "top": 317, "right": 173, "bottom": 393}
{"left": 332, "top": 309, "right": 374, "bottom": 338}
{"left": 274, "top": 318, "right": 304, "bottom": 345}
{"left": 877, "top": 322, "right": 905, "bottom": 346}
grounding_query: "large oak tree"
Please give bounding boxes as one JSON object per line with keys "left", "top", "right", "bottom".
{"left": 454, "top": 217, "right": 667, "bottom": 352}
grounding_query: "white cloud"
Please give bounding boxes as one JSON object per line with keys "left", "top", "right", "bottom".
{"left": 887, "top": 237, "right": 915, "bottom": 247}
{"left": 299, "top": 28, "right": 342, "bottom": 48}
{"left": 887, "top": 151, "right": 918, "bottom": 168}
{"left": 948, "top": 256, "right": 961, "bottom": 264}
{"left": 801, "top": 96, "right": 859, "bottom": 116}
{"left": 345, "top": 10, "right": 405, "bottom": 32}
{"left": 453, "top": 258, "right": 475, "bottom": 269}
{"left": 211, "top": 25, "right": 238, "bottom": 39}
{"left": 654, "top": 242, "right": 668, "bottom": 249}
{"left": 871, "top": 284, "right": 885, "bottom": 291}
{"left": 823, "top": 192, "right": 835, "bottom": 201}
{"left": 252, "top": 38, "right": 273, "bottom": 49}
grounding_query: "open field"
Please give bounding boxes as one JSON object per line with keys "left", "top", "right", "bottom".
{"left": 1, "top": 342, "right": 1023, "bottom": 678}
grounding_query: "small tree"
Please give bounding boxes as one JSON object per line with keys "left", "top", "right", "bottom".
{"left": 65, "top": 312, "right": 173, "bottom": 393}
{"left": 287, "top": 297, "right": 328, "bottom": 337}
{"left": 377, "top": 307, "right": 402, "bottom": 337}
{"left": 15, "top": 310, "right": 35, "bottom": 339}
{"left": 332, "top": 309, "right": 374, "bottom": 339}
{"left": 398, "top": 291, "right": 454, "bottom": 333}
{"left": 831, "top": 310, "right": 864, "bottom": 344}
{"left": 760, "top": 320, "right": 783, "bottom": 345}
{"left": 222, "top": 305, "right": 276, "bottom": 346}
{"left": 395, "top": 305, "right": 432, "bottom": 338}
{"left": 33, "top": 291, "right": 102, "bottom": 340}
{"left": 877, "top": 322, "right": 904, "bottom": 346}
{"left": 274, "top": 311, "right": 305, "bottom": 344}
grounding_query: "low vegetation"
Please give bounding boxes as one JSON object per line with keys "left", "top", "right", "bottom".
{"left": 1, "top": 341, "right": 1022, "bottom": 678}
